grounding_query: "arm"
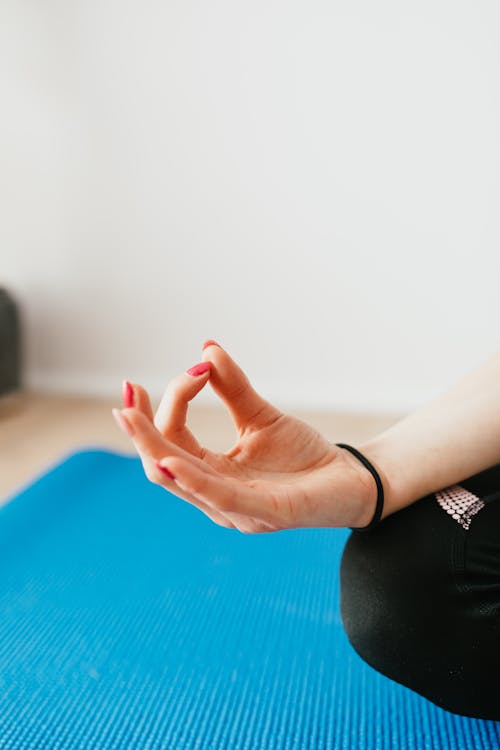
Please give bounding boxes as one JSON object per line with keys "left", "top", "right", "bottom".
{"left": 113, "top": 340, "right": 500, "bottom": 533}
{"left": 358, "top": 349, "right": 500, "bottom": 521}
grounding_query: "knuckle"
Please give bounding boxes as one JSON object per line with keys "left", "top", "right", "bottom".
{"left": 234, "top": 524, "right": 251, "bottom": 534}
{"left": 217, "top": 486, "right": 236, "bottom": 512}
{"left": 248, "top": 401, "right": 283, "bottom": 429}
{"left": 255, "top": 521, "right": 272, "bottom": 533}
{"left": 163, "top": 424, "right": 186, "bottom": 440}
{"left": 202, "top": 508, "right": 234, "bottom": 528}
{"left": 217, "top": 519, "right": 235, "bottom": 529}
{"left": 217, "top": 496, "right": 231, "bottom": 512}
{"left": 190, "top": 474, "right": 207, "bottom": 497}
{"left": 227, "top": 379, "right": 250, "bottom": 401}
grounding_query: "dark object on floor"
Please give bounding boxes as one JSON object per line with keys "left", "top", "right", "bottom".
{"left": 0, "top": 288, "right": 21, "bottom": 395}
{"left": 0, "top": 449, "right": 498, "bottom": 748}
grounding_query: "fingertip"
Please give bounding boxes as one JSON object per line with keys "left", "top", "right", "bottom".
{"left": 202, "top": 339, "right": 222, "bottom": 351}
{"left": 155, "top": 460, "right": 175, "bottom": 480}
{"left": 131, "top": 382, "right": 155, "bottom": 422}
{"left": 160, "top": 455, "right": 187, "bottom": 475}
{"left": 186, "top": 361, "right": 211, "bottom": 377}
{"left": 159, "top": 456, "right": 193, "bottom": 491}
{"left": 122, "top": 380, "right": 134, "bottom": 408}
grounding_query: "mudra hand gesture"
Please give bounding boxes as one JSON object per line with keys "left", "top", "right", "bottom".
{"left": 112, "top": 340, "right": 377, "bottom": 533}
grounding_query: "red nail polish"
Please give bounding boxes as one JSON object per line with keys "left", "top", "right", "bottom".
{"left": 202, "top": 339, "right": 221, "bottom": 351}
{"left": 156, "top": 462, "right": 175, "bottom": 479}
{"left": 122, "top": 380, "right": 134, "bottom": 408}
{"left": 186, "top": 361, "right": 211, "bottom": 377}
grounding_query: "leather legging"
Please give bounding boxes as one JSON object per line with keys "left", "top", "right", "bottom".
{"left": 340, "top": 462, "right": 500, "bottom": 720}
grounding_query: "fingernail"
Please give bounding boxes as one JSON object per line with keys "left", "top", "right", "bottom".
{"left": 202, "top": 339, "right": 221, "bottom": 351}
{"left": 186, "top": 361, "right": 211, "bottom": 377}
{"left": 122, "top": 380, "right": 134, "bottom": 408}
{"left": 156, "top": 462, "right": 175, "bottom": 479}
{"left": 112, "top": 408, "right": 135, "bottom": 437}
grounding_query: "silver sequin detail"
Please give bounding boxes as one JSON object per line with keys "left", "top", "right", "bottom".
{"left": 434, "top": 485, "right": 485, "bottom": 530}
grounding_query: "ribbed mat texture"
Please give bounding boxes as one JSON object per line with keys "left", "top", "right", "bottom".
{"left": 0, "top": 450, "right": 498, "bottom": 749}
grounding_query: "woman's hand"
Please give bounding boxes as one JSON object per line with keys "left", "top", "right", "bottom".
{"left": 112, "top": 340, "right": 378, "bottom": 533}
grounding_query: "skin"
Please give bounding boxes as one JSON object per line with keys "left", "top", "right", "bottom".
{"left": 112, "top": 341, "right": 378, "bottom": 533}
{"left": 113, "top": 342, "right": 500, "bottom": 534}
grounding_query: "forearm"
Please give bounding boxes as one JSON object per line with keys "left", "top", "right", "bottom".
{"left": 358, "top": 349, "right": 500, "bottom": 520}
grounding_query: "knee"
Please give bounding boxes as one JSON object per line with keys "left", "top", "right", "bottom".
{"left": 338, "top": 502, "right": 450, "bottom": 686}
{"left": 337, "top": 503, "right": 495, "bottom": 718}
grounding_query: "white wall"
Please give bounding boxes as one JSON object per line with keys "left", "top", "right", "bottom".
{"left": 1, "top": 0, "right": 499, "bottom": 414}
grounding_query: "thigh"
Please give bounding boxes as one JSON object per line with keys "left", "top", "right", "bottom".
{"left": 339, "top": 463, "right": 500, "bottom": 720}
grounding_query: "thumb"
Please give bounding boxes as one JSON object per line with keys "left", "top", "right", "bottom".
{"left": 201, "top": 340, "right": 283, "bottom": 435}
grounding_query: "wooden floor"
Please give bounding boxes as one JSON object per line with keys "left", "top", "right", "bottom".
{"left": 0, "top": 390, "right": 401, "bottom": 503}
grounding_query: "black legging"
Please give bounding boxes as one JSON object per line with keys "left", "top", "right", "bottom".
{"left": 340, "top": 462, "right": 500, "bottom": 721}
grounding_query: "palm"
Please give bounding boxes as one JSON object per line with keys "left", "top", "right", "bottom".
{"left": 205, "top": 412, "right": 336, "bottom": 481}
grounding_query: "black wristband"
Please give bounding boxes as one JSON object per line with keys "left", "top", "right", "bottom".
{"left": 335, "top": 443, "right": 385, "bottom": 532}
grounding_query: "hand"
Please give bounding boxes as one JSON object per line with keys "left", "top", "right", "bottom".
{"left": 112, "top": 340, "right": 377, "bottom": 533}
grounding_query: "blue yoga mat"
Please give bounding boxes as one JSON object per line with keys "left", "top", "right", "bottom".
{"left": 0, "top": 449, "right": 499, "bottom": 749}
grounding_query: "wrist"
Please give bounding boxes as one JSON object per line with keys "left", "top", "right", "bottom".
{"left": 356, "top": 435, "right": 405, "bottom": 521}
{"left": 332, "top": 444, "right": 380, "bottom": 528}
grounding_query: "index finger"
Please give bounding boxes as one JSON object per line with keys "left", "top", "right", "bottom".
{"left": 153, "top": 362, "right": 210, "bottom": 446}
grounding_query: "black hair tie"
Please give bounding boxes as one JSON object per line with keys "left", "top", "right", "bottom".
{"left": 335, "top": 443, "right": 385, "bottom": 532}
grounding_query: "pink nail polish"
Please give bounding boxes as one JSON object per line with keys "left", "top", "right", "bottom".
{"left": 202, "top": 339, "right": 221, "bottom": 351}
{"left": 122, "top": 380, "right": 134, "bottom": 408}
{"left": 156, "top": 462, "right": 175, "bottom": 479}
{"left": 112, "top": 408, "right": 135, "bottom": 437}
{"left": 186, "top": 361, "right": 211, "bottom": 377}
